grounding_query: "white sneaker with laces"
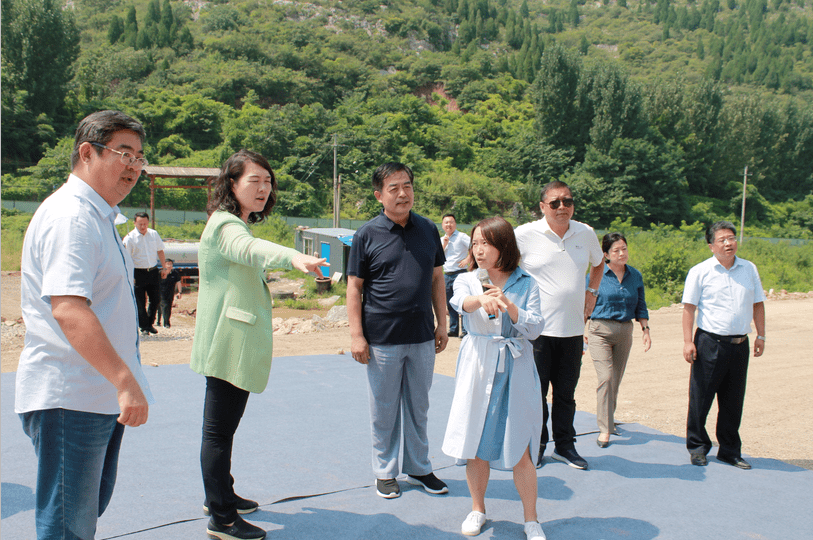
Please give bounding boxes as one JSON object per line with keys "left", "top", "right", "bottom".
{"left": 461, "top": 511, "right": 486, "bottom": 536}
{"left": 524, "top": 521, "right": 546, "bottom": 540}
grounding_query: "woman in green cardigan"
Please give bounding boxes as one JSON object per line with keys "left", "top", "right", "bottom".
{"left": 192, "top": 150, "right": 326, "bottom": 540}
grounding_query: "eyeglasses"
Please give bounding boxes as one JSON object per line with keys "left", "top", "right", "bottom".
{"left": 91, "top": 142, "right": 149, "bottom": 169}
{"left": 714, "top": 236, "right": 737, "bottom": 245}
{"left": 543, "top": 198, "right": 574, "bottom": 209}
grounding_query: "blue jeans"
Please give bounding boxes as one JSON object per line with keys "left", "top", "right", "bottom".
{"left": 367, "top": 340, "right": 436, "bottom": 479}
{"left": 20, "top": 409, "right": 124, "bottom": 540}
{"left": 445, "top": 272, "right": 466, "bottom": 335}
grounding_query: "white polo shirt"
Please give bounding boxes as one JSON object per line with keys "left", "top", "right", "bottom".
{"left": 443, "top": 230, "right": 471, "bottom": 273}
{"left": 123, "top": 226, "right": 164, "bottom": 269}
{"left": 16, "top": 174, "right": 154, "bottom": 415}
{"left": 682, "top": 255, "right": 765, "bottom": 336}
{"left": 515, "top": 218, "right": 603, "bottom": 337}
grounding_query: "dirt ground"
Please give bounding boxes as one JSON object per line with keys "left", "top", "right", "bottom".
{"left": 2, "top": 271, "right": 811, "bottom": 469}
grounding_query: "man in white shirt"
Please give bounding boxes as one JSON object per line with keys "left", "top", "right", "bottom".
{"left": 682, "top": 221, "right": 765, "bottom": 470}
{"left": 441, "top": 213, "right": 471, "bottom": 338}
{"left": 515, "top": 181, "right": 604, "bottom": 470}
{"left": 123, "top": 212, "right": 166, "bottom": 334}
{"left": 16, "top": 110, "right": 154, "bottom": 538}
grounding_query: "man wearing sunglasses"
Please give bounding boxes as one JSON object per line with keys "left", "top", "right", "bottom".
{"left": 515, "top": 181, "right": 604, "bottom": 470}
{"left": 16, "top": 110, "right": 154, "bottom": 538}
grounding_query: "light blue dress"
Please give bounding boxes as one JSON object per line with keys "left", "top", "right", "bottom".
{"left": 442, "top": 268, "right": 544, "bottom": 470}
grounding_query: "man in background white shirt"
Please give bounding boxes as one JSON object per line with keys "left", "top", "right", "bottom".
{"left": 123, "top": 212, "right": 165, "bottom": 334}
{"left": 441, "top": 213, "right": 471, "bottom": 338}
{"left": 17, "top": 110, "right": 153, "bottom": 538}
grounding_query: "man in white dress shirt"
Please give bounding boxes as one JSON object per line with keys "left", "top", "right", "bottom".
{"left": 515, "top": 180, "right": 604, "bottom": 470}
{"left": 16, "top": 110, "right": 154, "bottom": 538}
{"left": 682, "top": 221, "right": 765, "bottom": 470}
{"left": 441, "top": 213, "right": 471, "bottom": 338}
{"left": 123, "top": 212, "right": 166, "bottom": 334}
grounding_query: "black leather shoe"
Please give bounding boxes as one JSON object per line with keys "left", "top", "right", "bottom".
{"left": 147, "top": 326, "right": 158, "bottom": 334}
{"left": 690, "top": 454, "right": 708, "bottom": 466}
{"left": 717, "top": 455, "right": 751, "bottom": 469}
{"left": 447, "top": 331, "right": 459, "bottom": 337}
{"left": 596, "top": 437, "right": 610, "bottom": 448}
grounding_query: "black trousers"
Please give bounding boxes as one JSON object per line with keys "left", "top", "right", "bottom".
{"left": 201, "top": 376, "right": 250, "bottom": 524}
{"left": 687, "top": 328, "right": 750, "bottom": 459}
{"left": 133, "top": 268, "right": 160, "bottom": 330}
{"left": 156, "top": 295, "right": 174, "bottom": 327}
{"left": 532, "top": 335, "right": 584, "bottom": 453}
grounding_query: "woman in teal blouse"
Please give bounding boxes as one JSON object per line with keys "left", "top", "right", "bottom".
{"left": 191, "top": 150, "right": 326, "bottom": 540}
{"left": 586, "top": 232, "right": 651, "bottom": 449}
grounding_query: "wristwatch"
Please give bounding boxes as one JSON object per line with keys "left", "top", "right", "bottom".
{"left": 586, "top": 287, "right": 599, "bottom": 297}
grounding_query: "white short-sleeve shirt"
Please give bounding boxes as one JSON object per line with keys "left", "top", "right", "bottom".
{"left": 16, "top": 174, "right": 154, "bottom": 415}
{"left": 123, "top": 227, "right": 165, "bottom": 269}
{"left": 682, "top": 256, "right": 765, "bottom": 336}
{"left": 443, "top": 230, "right": 471, "bottom": 273}
{"left": 515, "top": 218, "right": 604, "bottom": 337}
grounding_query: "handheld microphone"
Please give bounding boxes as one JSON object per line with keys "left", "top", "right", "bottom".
{"left": 477, "top": 268, "right": 497, "bottom": 320}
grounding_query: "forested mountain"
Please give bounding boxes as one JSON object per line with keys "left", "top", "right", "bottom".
{"left": 2, "top": 0, "right": 813, "bottom": 237}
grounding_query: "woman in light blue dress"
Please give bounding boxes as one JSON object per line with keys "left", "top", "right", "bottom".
{"left": 442, "top": 217, "right": 546, "bottom": 540}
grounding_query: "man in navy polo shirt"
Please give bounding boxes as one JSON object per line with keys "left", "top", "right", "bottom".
{"left": 347, "top": 162, "right": 450, "bottom": 499}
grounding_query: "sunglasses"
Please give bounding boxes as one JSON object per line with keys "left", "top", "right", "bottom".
{"left": 544, "top": 198, "right": 574, "bottom": 209}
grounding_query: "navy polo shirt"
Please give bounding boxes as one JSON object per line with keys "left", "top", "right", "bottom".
{"left": 348, "top": 210, "right": 445, "bottom": 345}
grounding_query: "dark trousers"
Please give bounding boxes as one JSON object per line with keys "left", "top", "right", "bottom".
{"left": 445, "top": 272, "right": 466, "bottom": 335}
{"left": 201, "top": 376, "right": 250, "bottom": 524}
{"left": 133, "top": 268, "right": 160, "bottom": 330}
{"left": 532, "top": 335, "right": 584, "bottom": 453}
{"left": 687, "top": 328, "right": 750, "bottom": 459}
{"left": 156, "top": 295, "right": 173, "bottom": 327}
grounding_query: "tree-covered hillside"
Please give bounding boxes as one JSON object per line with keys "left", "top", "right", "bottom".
{"left": 2, "top": 0, "right": 812, "bottom": 237}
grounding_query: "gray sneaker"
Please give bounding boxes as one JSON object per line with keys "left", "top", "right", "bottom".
{"left": 376, "top": 478, "right": 401, "bottom": 498}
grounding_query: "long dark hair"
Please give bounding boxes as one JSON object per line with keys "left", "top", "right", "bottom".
{"left": 208, "top": 150, "right": 277, "bottom": 224}
{"left": 469, "top": 216, "right": 521, "bottom": 273}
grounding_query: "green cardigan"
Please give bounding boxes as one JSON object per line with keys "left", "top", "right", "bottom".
{"left": 190, "top": 210, "right": 299, "bottom": 393}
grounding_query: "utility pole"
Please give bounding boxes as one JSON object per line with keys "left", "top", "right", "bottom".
{"left": 333, "top": 134, "right": 339, "bottom": 228}
{"left": 739, "top": 166, "right": 752, "bottom": 244}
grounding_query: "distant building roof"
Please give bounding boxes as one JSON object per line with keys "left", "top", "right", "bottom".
{"left": 143, "top": 166, "right": 220, "bottom": 178}
{"left": 299, "top": 228, "right": 356, "bottom": 238}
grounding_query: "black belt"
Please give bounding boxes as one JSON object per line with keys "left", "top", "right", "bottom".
{"left": 697, "top": 327, "right": 747, "bottom": 345}
{"left": 445, "top": 269, "right": 466, "bottom": 276}
{"left": 135, "top": 267, "right": 159, "bottom": 272}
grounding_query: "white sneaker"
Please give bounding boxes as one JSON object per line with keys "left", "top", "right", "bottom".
{"left": 524, "top": 521, "right": 546, "bottom": 540}
{"left": 461, "top": 511, "right": 486, "bottom": 536}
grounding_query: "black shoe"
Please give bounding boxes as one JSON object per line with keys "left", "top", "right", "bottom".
{"left": 406, "top": 472, "right": 449, "bottom": 494}
{"left": 204, "top": 496, "right": 259, "bottom": 516}
{"left": 596, "top": 436, "right": 610, "bottom": 449}
{"left": 552, "top": 448, "right": 588, "bottom": 470}
{"left": 207, "top": 516, "right": 266, "bottom": 540}
{"left": 147, "top": 326, "right": 158, "bottom": 334}
{"left": 690, "top": 453, "right": 708, "bottom": 466}
{"left": 447, "top": 331, "right": 459, "bottom": 337}
{"left": 536, "top": 445, "right": 546, "bottom": 468}
{"left": 717, "top": 455, "right": 751, "bottom": 469}
{"left": 376, "top": 478, "right": 401, "bottom": 498}
{"left": 163, "top": 323, "right": 170, "bottom": 328}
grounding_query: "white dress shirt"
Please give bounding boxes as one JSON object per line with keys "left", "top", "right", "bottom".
{"left": 443, "top": 230, "right": 470, "bottom": 273}
{"left": 16, "top": 174, "right": 154, "bottom": 415}
{"left": 515, "top": 218, "right": 603, "bottom": 337}
{"left": 123, "top": 227, "right": 164, "bottom": 269}
{"left": 682, "top": 256, "right": 765, "bottom": 336}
